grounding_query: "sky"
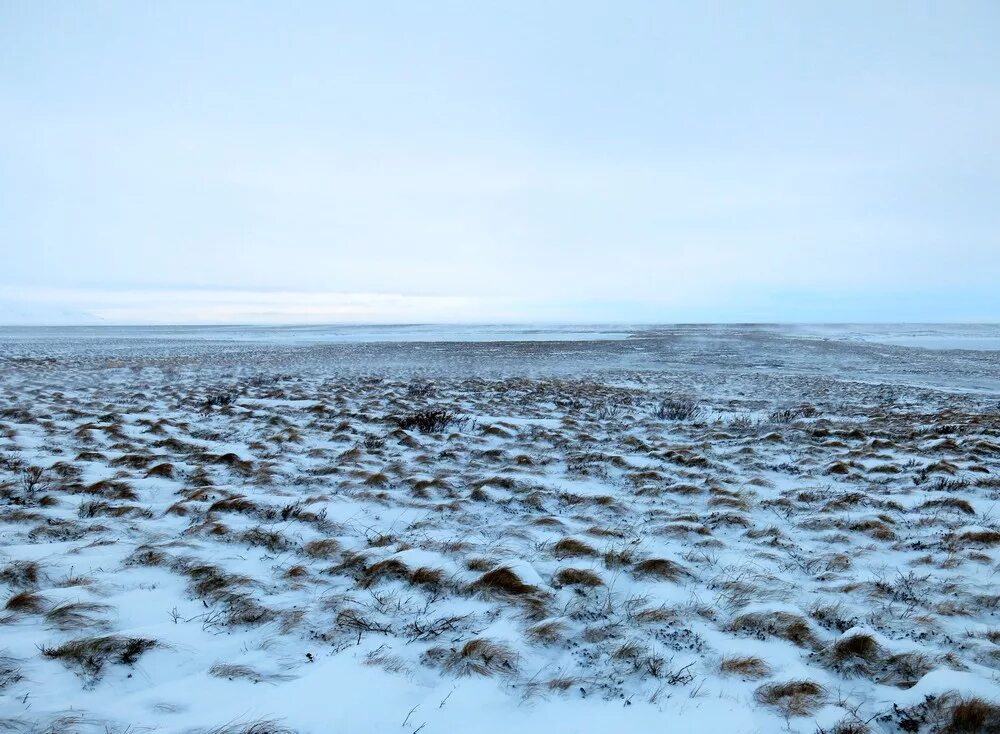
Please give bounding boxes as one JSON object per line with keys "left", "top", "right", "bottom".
{"left": 1, "top": 1, "right": 998, "bottom": 324}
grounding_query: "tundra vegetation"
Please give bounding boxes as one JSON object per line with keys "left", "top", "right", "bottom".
{"left": 0, "top": 328, "right": 997, "bottom": 732}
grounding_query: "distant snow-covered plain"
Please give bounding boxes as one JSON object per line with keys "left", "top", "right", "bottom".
{"left": 0, "top": 325, "right": 998, "bottom": 733}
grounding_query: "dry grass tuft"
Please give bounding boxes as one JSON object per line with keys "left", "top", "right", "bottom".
{"left": 197, "top": 719, "right": 297, "bottom": 734}
{"left": 145, "top": 462, "right": 176, "bottom": 478}
{"left": 960, "top": 531, "right": 1000, "bottom": 546}
{"left": 819, "top": 720, "right": 870, "bottom": 734}
{"left": 551, "top": 537, "right": 598, "bottom": 559}
{"left": 4, "top": 590, "right": 47, "bottom": 614}
{"left": 240, "top": 526, "right": 292, "bottom": 553}
{"left": 946, "top": 696, "right": 1000, "bottom": 733}
{"left": 360, "top": 558, "right": 410, "bottom": 587}
{"left": 553, "top": 568, "right": 603, "bottom": 587}
{"left": 409, "top": 566, "right": 445, "bottom": 587}
{"left": 827, "top": 632, "right": 882, "bottom": 676}
{"left": 303, "top": 538, "right": 341, "bottom": 558}
{"left": 0, "top": 560, "right": 41, "bottom": 589}
{"left": 208, "top": 663, "right": 295, "bottom": 684}
{"left": 45, "top": 601, "right": 112, "bottom": 631}
{"left": 728, "top": 611, "right": 816, "bottom": 647}
{"left": 832, "top": 633, "right": 880, "bottom": 661}
{"left": 719, "top": 655, "right": 772, "bottom": 679}
{"left": 754, "top": 680, "right": 825, "bottom": 716}
{"left": 41, "top": 635, "right": 157, "bottom": 679}
{"left": 632, "top": 558, "right": 687, "bottom": 582}
{"left": 471, "top": 567, "right": 538, "bottom": 596}
{"left": 526, "top": 620, "right": 565, "bottom": 645}
{"left": 0, "top": 652, "right": 23, "bottom": 689}
{"left": 442, "top": 638, "right": 518, "bottom": 677}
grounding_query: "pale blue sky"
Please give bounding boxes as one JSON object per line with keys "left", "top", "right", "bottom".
{"left": 1, "top": 2, "right": 998, "bottom": 323}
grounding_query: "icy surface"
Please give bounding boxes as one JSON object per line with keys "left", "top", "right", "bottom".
{"left": 0, "top": 325, "right": 998, "bottom": 733}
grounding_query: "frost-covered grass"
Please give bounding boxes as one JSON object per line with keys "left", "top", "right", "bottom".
{"left": 0, "top": 328, "right": 998, "bottom": 733}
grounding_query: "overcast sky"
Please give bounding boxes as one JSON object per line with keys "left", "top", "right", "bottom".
{"left": 2, "top": 2, "right": 998, "bottom": 323}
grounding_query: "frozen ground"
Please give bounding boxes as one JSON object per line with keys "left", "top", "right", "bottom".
{"left": 0, "top": 325, "right": 998, "bottom": 734}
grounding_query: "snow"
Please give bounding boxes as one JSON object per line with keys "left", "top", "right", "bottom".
{"left": 0, "top": 325, "right": 997, "bottom": 733}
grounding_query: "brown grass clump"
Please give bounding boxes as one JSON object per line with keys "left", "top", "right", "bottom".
{"left": 45, "top": 601, "right": 112, "bottom": 631}
{"left": 848, "top": 518, "right": 896, "bottom": 540}
{"left": 526, "top": 620, "right": 565, "bottom": 645}
{"left": 832, "top": 633, "right": 879, "bottom": 661}
{"left": 185, "top": 564, "right": 251, "bottom": 599}
{"left": 754, "top": 680, "right": 825, "bottom": 716}
{"left": 632, "top": 558, "right": 687, "bottom": 582}
{"left": 464, "top": 557, "right": 493, "bottom": 572}
{"left": 303, "top": 538, "right": 341, "bottom": 558}
{"left": 728, "top": 611, "right": 816, "bottom": 647}
{"left": 240, "top": 526, "right": 292, "bottom": 553}
{"left": 409, "top": 566, "right": 444, "bottom": 587}
{"left": 946, "top": 696, "right": 1000, "bottom": 733}
{"left": 877, "top": 651, "right": 935, "bottom": 688}
{"left": 0, "top": 560, "right": 41, "bottom": 588}
{"left": 603, "top": 548, "right": 636, "bottom": 568}
{"left": 145, "top": 462, "right": 176, "bottom": 478}
{"left": 552, "top": 568, "right": 603, "bottom": 588}
{"left": 719, "top": 655, "right": 772, "bottom": 679}
{"left": 84, "top": 479, "right": 137, "bottom": 500}
{"left": 207, "top": 496, "right": 259, "bottom": 516}
{"left": 470, "top": 567, "right": 537, "bottom": 596}
{"left": 124, "top": 545, "right": 171, "bottom": 567}
{"left": 443, "top": 638, "right": 518, "bottom": 677}
{"left": 960, "top": 531, "right": 1000, "bottom": 546}
{"left": 78, "top": 500, "right": 153, "bottom": 519}
{"left": 197, "top": 719, "right": 297, "bottom": 734}
{"left": 820, "top": 720, "right": 870, "bottom": 734}
{"left": 360, "top": 558, "right": 410, "bottom": 587}
{"left": 41, "top": 635, "right": 157, "bottom": 679}
{"left": 551, "top": 538, "right": 598, "bottom": 559}
{"left": 208, "top": 663, "right": 264, "bottom": 681}
{"left": 109, "top": 453, "right": 154, "bottom": 469}
{"left": 4, "top": 590, "right": 47, "bottom": 614}
{"left": 919, "top": 497, "right": 975, "bottom": 515}
{"left": 828, "top": 632, "right": 882, "bottom": 676}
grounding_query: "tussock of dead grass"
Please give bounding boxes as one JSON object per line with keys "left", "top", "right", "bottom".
{"left": 552, "top": 568, "right": 603, "bottom": 587}
{"left": 78, "top": 500, "right": 153, "bottom": 519}
{"left": 360, "top": 558, "right": 410, "bottom": 587}
{"left": 551, "top": 537, "right": 598, "bottom": 559}
{"left": 303, "top": 538, "right": 341, "bottom": 558}
{"left": 45, "top": 601, "right": 112, "bottom": 631}
{"left": 442, "top": 638, "right": 518, "bottom": 677}
{"left": 471, "top": 567, "right": 538, "bottom": 596}
{"left": 409, "top": 566, "right": 444, "bottom": 587}
{"left": 946, "top": 696, "right": 1000, "bottom": 733}
{"left": 207, "top": 496, "right": 260, "bottom": 516}
{"left": 826, "top": 632, "right": 882, "bottom": 676}
{"left": 145, "top": 462, "right": 176, "bottom": 478}
{"left": 4, "top": 590, "right": 47, "bottom": 614}
{"left": 877, "top": 651, "right": 935, "bottom": 688}
{"left": 631, "top": 558, "right": 686, "bottom": 581}
{"left": 754, "top": 680, "right": 825, "bottom": 716}
{"left": 197, "top": 720, "right": 297, "bottom": 734}
{"left": 728, "top": 611, "right": 816, "bottom": 647}
{"left": 960, "top": 530, "right": 1000, "bottom": 545}
{"left": 240, "top": 526, "right": 292, "bottom": 553}
{"left": 0, "top": 560, "right": 41, "bottom": 588}
{"left": 526, "top": 620, "right": 565, "bottom": 645}
{"left": 41, "top": 635, "right": 158, "bottom": 678}
{"left": 719, "top": 655, "right": 772, "bottom": 679}
{"left": 819, "top": 719, "right": 870, "bottom": 734}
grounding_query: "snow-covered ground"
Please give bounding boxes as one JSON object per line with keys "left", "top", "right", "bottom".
{"left": 0, "top": 325, "right": 998, "bottom": 733}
